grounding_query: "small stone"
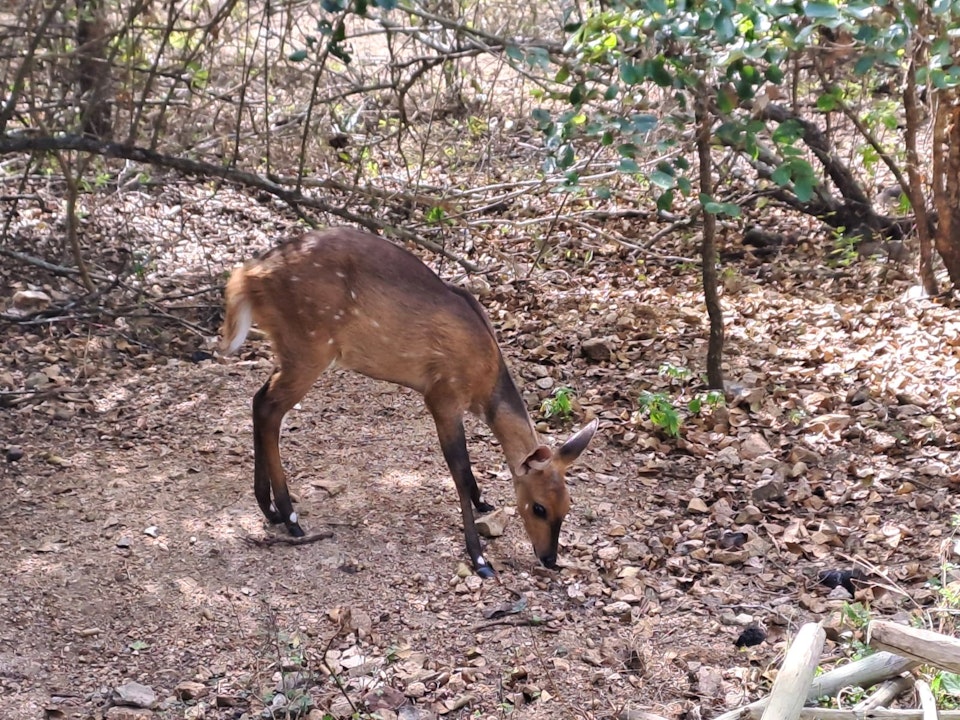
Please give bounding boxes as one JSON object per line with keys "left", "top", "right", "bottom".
{"left": 144, "top": 526, "right": 159, "bottom": 538}
{"left": 114, "top": 681, "right": 157, "bottom": 709}
{"left": 734, "top": 504, "right": 763, "bottom": 524}
{"left": 687, "top": 497, "right": 709, "bottom": 513}
{"left": 476, "top": 508, "right": 508, "bottom": 538}
{"left": 105, "top": 708, "right": 154, "bottom": 720}
{"left": 11, "top": 289, "right": 52, "bottom": 312}
{"left": 581, "top": 337, "right": 612, "bottom": 362}
{"left": 752, "top": 481, "right": 785, "bottom": 505}
{"left": 116, "top": 537, "right": 132, "bottom": 549}
{"left": 602, "top": 601, "right": 633, "bottom": 618}
{"left": 5, "top": 446, "right": 23, "bottom": 463}
{"left": 535, "top": 376, "right": 554, "bottom": 390}
{"left": 175, "top": 681, "right": 208, "bottom": 701}
{"left": 405, "top": 681, "right": 427, "bottom": 699}
{"left": 740, "top": 432, "right": 772, "bottom": 460}
{"left": 597, "top": 546, "right": 620, "bottom": 562}
{"left": 463, "top": 575, "right": 483, "bottom": 592}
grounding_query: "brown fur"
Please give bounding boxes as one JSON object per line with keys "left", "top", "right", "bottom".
{"left": 222, "top": 228, "right": 598, "bottom": 576}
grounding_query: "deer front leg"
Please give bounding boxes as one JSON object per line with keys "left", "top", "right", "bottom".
{"left": 429, "top": 406, "right": 495, "bottom": 578}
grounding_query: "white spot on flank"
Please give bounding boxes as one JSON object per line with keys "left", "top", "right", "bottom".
{"left": 336, "top": 271, "right": 346, "bottom": 278}
{"left": 291, "top": 275, "right": 299, "bottom": 282}
{"left": 371, "top": 320, "right": 380, "bottom": 328}
{"left": 327, "top": 338, "right": 335, "bottom": 345}
{"left": 350, "top": 290, "right": 357, "bottom": 300}
{"left": 309, "top": 330, "right": 316, "bottom": 336}
{"left": 289, "top": 511, "right": 298, "bottom": 524}
{"left": 313, "top": 262, "right": 321, "bottom": 268}
{"left": 333, "top": 312, "right": 343, "bottom": 320}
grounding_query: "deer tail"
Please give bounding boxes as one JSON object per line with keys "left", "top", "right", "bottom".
{"left": 221, "top": 268, "right": 253, "bottom": 354}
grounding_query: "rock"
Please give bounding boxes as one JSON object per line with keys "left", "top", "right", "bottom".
{"left": 581, "top": 337, "right": 612, "bottom": 362}
{"left": 535, "top": 376, "right": 554, "bottom": 390}
{"left": 143, "top": 526, "right": 159, "bottom": 538}
{"left": 597, "top": 546, "right": 620, "bottom": 562}
{"left": 113, "top": 682, "right": 157, "bottom": 709}
{"left": 404, "top": 681, "right": 427, "bottom": 699}
{"left": 602, "top": 601, "right": 633, "bottom": 618}
{"left": 740, "top": 432, "right": 772, "bottom": 460}
{"left": 175, "top": 681, "right": 208, "bottom": 701}
{"left": 734, "top": 504, "right": 763, "bottom": 524}
{"left": 116, "top": 537, "right": 132, "bottom": 549}
{"left": 687, "top": 497, "right": 709, "bottom": 513}
{"left": 363, "top": 685, "right": 406, "bottom": 711}
{"left": 752, "top": 481, "right": 785, "bottom": 505}
{"left": 105, "top": 708, "right": 154, "bottom": 720}
{"left": 5, "top": 446, "right": 23, "bottom": 463}
{"left": 11, "top": 289, "right": 52, "bottom": 312}
{"left": 476, "top": 508, "right": 508, "bottom": 538}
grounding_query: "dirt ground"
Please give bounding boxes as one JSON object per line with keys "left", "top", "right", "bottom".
{"left": 3, "top": 187, "right": 960, "bottom": 720}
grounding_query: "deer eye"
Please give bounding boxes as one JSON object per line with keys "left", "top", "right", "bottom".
{"left": 532, "top": 503, "right": 547, "bottom": 519}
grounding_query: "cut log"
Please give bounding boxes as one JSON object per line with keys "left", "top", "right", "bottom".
{"left": 713, "top": 652, "right": 920, "bottom": 720}
{"left": 794, "top": 711, "right": 960, "bottom": 719}
{"left": 915, "top": 679, "right": 939, "bottom": 720}
{"left": 868, "top": 620, "right": 960, "bottom": 674}
{"left": 761, "top": 623, "right": 827, "bottom": 720}
{"left": 853, "top": 675, "right": 915, "bottom": 711}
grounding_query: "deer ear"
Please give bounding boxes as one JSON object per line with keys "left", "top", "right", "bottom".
{"left": 517, "top": 445, "right": 552, "bottom": 475}
{"left": 556, "top": 418, "right": 599, "bottom": 468}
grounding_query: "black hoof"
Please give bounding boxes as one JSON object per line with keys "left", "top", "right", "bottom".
{"left": 476, "top": 501, "right": 495, "bottom": 513}
{"left": 263, "top": 510, "right": 284, "bottom": 525}
{"left": 477, "top": 564, "right": 496, "bottom": 579}
{"left": 287, "top": 522, "right": 305, "bottom": 538}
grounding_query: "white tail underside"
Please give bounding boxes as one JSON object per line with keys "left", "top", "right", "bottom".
{"left": 225, "top": 299, "right": 252, "bottom": 354}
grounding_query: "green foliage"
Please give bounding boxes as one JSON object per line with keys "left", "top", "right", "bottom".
{"left": 541, "top": 387, "right": 576, "bottom": 420}
{"left": 636, "top": 365, "right": 725, "bottom": 438}
{"left": 530, "top": 0, "right": 960, "bottom": 220}
{"left": 637, "top": 391, "right": 681, "bottom": 437}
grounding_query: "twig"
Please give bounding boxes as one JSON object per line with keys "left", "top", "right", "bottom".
{"left": 240, "top": 531, "right": 334, "bottom": 547}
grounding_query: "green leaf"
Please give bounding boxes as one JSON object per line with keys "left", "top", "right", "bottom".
{"left": 555, "top": 66, "right": 570, "bottom": 83}
{"left": 620, "top": 62, "right": 644, "bottom": 85}
{"left": 656, "top": 189, "right": 675, "bottom": 211}
{"left": 771, "top": 164, "right": 792, "bottom": 186}
{"left": 505, "top": 46, "right": 523, "bottom": 62}
{"left": 649, "top": 169, "right": 676, "bottom": 189}
{"left": 288, "top": 49, "right": 308, "bottom": 62}
{"left": 816, "top": 93, "right": 838, "bottom": 111}
{"left": 765, "top": 64, "right": 784, "bottom": 83}
{"left": 794, "top": 176, "right": 815, "bottom": 202}
{"left": 804, "top": 2, "right": 839, "bottom": 18}
{"left": 569, "top": 83, "right": 587, "bottom": 105}
{"left": 938, "top": 672, "right": 960, "bottom": 697}
{"left": 558, "top": 144, "right": 575, "bottom": 169}
{"left": 619, "top": 157, "right": 640, "bottom": 173}
{"left": 374, "top": 0, "right": 398, "bottom": 8}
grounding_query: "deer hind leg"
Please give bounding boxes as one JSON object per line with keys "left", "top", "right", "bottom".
{"left": 252, "top": 357, "right": 329, "bottom": 537}
{"left": 427, "top": 398, "right": 495, "bottom": 578}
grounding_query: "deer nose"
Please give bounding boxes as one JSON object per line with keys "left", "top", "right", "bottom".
{"left": 539, "top": 551, "right": 558, "bottom": 569}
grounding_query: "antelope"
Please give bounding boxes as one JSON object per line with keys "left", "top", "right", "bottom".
{"left": 221, "top": 227, "right": 598, "bottom": 578}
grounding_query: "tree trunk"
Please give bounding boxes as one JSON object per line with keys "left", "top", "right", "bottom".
{"left": 903, "top": 25, "right": 937, "bottom": 295}
{"left": 696, "top": 88, "right": 724, "bottom": 390}
{"left": 932, "top": 78, "right": 960, "bottom": 287}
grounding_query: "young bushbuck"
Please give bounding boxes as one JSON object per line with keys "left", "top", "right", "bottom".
{"left": 221, "top": 228, "right": 598, "bottom": 578}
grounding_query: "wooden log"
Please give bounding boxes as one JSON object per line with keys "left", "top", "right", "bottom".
{"left": 761, "top": 623, "right": 827, "bottom": 720}
{"left": 915, "top": 679, "right": 939, "bottom": 720}
{"left": 853, "top": 675, "right": 915, "bottom": 711}
{"left": 868, "top": 620, "right": 960, "bottom": 674}
{"left": 713, "top": 652, "right": 920, "bottom": 720}
{"left": 794, "top": 711, "right": 959, "bottom": 719}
